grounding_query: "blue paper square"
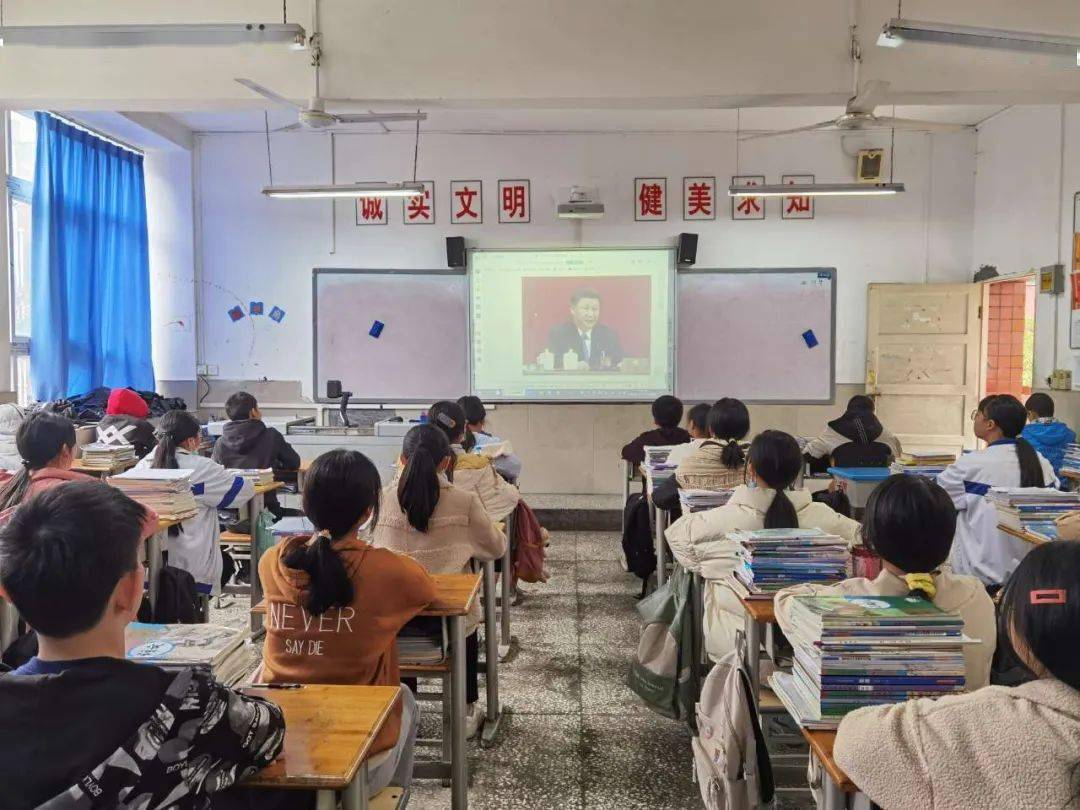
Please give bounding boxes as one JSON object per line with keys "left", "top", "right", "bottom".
{"left": 249, "top": 301, "right": 264, "bottom": 316}
{"left": 269, "top": 306, "right": 286, "bottom": 323}
{"left": 369, "top": 320, "right": 385, "bottom": 338}
{"left": 802, "top": 329, "right": 818, "bottom": 348}
{"left": 227, "top": 305, "right": 245, "bottom": 322}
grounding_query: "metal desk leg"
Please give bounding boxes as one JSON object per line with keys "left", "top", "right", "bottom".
{"left": 481, "top": 560, "right": 503, "bottom": 747}
{"left": 248, "top": 491, "right": 266, "bottom": 633}
{"left": 744, "top": 611, "right": 762, "bottom": 706}
{"left": 341, "top": 761, "right": 370, "bottom": 810}
{"left": 147, "top": 530, "right": 165, "bottom": 620}
{"left": 654, "top": 508, "right": 669, "bottom": 588}
{"left": 821, "top": 756, "right": 846, "bottom": 810}
{"left": 692, "top": 572, "right": 707, "bottom": 668}
{"left": 499, "top": 515, "right": 517, "bottom": 661}
{"left": 621, "top": 460, "right": 632, "bottom": 532}
{"left": 449, "top": 615, "right": 468, "bottom": 810}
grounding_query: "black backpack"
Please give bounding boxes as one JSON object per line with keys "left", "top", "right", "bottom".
{"left": 831, "top": 441, "right": 893, "bottom": 468}
{"left": 152, "top": 565, "right": 203, "bottom": 624}
{"left": 622, "top": 492, "right": 656, "bottom": 586}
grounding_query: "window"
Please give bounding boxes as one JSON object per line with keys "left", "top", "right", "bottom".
{"left": 5, "top": 111, "right": 35, "bottom": 404}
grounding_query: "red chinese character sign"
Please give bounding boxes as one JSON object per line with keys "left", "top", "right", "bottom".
{"left": 781, "top": 174, "right": 814, "bottom": 220}
{"left": 683, "top": 176, "right": 716, "bottom": 221}
{"left": 498, "top": 180, "right": 530, "bottom": 223}
{"left": 635, "top": 178, "right": 667, "bottom": 221}
{"left": 403, "top": 181, "right": 435, "bottom": 225}
{"left": 450, "top": 180, "right": 483, "bottom": 224}
{"left": 355, "top": 196, "right": 388, "bottom": 226}
{"left": 731, "top": 175, "right": 765, "bottom": 220}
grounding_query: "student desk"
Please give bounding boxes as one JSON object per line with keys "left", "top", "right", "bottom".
{"left": 71, "top": 457, "right": 139, "bottom": 476}
{"left": 738, "top": 596, "right": 784, "bottom": 711}
{"left": 801, "top": 728, "right": 869, "bottom": 810}
{"left": 241, "top": 683, "right": 401, "bottom": 810}
{"left": 827, "top": 467, "right": 890, "bottom": 517}
{"left": 254, "top": 572, "right": 482, "bottom": 810}
{"left": 998, "top": 523, "right": 1052, "bottom": 546}
{"left": 249, "top": 480, "right": 285, "bottom": 633}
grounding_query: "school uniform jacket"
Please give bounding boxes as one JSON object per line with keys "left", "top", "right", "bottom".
{"left": 937, "top": 440, "right": 1058, "bottom": 586}
{"left": 774, "top": 569, "right": 997, "bottom": 689}
{"left": 134, "top": 449, "right": 254, "bottom": 595}
{"left": 835, "top": 678, "right": 1080, "bottom": 810}
{"left": 451, "top": 445, "right": 521, "bottom": 523}
{"left": 665, "top": 485, "right": 861, "bottom": 660}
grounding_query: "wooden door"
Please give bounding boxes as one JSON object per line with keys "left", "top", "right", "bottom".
{"left": 866, "top": 283, "right": 982, "bottom": 452}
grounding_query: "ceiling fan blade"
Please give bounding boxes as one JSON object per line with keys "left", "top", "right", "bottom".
{"left": 235, "top": 78, "right": 303, "bottom": 112}
{"left": 272, "top": 122, "right": 303, "bottom": 133}
{"left": 872, "top": 116, "right": 971, "bottom": 133}
{"left": 847, "top": 79, "right": 890, "bottom": 115}
{"left": 332, "top": 112, "right": 428, "bottom": 124}
{"left": 738, "top": 120, "right": 838, "bottom": 141}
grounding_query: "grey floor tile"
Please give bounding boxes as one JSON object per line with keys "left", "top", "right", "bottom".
{"left": 581, "top": 713, "right": 698, "bottom": 810}
{"left": 496, "top": 642, "right": 581, "bottom": 715}
{"left": 506, "top": 593, "right": 578, "bottom": 646}
{"left": 576, "top": 530, "right": 625, "bottom": 562}
{"left": 579, "top": 643, "right": 654, "bottom": 717}
{"left": 544, "top": 531, "right": 577, "bottom": 562}
{"left": 578, "top": 593, "right": 643, "bottom": 648}
{"left": 531, "top": 562, "right": 577, "bottom": 596}
{"left": 577, "top": 559, "right": 640, "bottom": 596}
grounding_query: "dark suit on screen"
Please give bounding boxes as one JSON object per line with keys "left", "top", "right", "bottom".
{"left": 546, "top": 322, "right": 625, "bottom": 370}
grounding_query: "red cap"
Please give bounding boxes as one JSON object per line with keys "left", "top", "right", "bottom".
{"left": 106, "top": 388, "right": 149, "bottom": 418}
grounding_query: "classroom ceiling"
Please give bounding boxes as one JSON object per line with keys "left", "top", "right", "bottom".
{"left": 2, "top": 1, "right": 1080, "bottom": 113}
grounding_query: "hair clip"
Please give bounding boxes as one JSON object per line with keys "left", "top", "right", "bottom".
{"left": 435, "top": 413, "right": 456, "bottom": 429}
{"left": 1030, "top": 589, "right": 1067, "bottom": 605}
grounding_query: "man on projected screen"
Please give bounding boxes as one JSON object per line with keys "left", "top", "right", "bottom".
{"left": 546, "top": 289, "right": 625, "bottom": 371}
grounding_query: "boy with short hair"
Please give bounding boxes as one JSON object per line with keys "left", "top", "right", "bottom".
{"left": 1022, "top": 392, "right": 1076, "bottom": 475}
{"left": 665, "top": 402, "right": 712, "bottom": 468}
{"left": 620, "top": 395, "right": 692, "bottom": 465}
{"left": 0, "top": 482, "right": 284, "bottom": 807}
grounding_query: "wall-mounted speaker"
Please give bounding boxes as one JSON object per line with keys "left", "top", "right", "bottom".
{"left": 446, "top": 236, "right": 466, "bottom": 268}
{"left": 676, "top": 232, "right": 698, "bottom": 266}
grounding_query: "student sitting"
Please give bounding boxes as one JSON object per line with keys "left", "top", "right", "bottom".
{"left": 96, "top": 387, "right": 157, "bottom": 459}
{"left": 0, "top": 412, "right": 96, "bottom": 512}
{"left": 259, "top": 449, "right": 436, "bottom": 800}
{"left": 373, "top": 424, "right": 507, "bottom": 738}
{"left": 0, "top": 403, "right": 25, "bottom": 471}
{"left": 804, "top": 395, "right": 901, "bottom": 473}
{"left": 835, "top": 541, "right": 1080, "bottom": 809}
{"left": 212, "top": 391, "right": 301, "bottom": 517}
{"left": 0, "top": 482, "right": 284, "bottom": 807}
{"left": 1022, "top": 392, "right": 1076, "bottom": 476}
{"left": 938, "top": 394, "right": 1057, "bottom": 587}
{"left": 776, "top": 474, "right": 996, "bottom": 689}
{"left": 664, "top": 402, "right": 712, "bottom": 468}
{"left": 135, "top": 410, "right": 254, "bottom": 597}
{"left": 620, "top": 394, "right": 692, "bottom": 466}
{"left": 457, "top": 394, "right": 523, "bottom": 482}
{"left": 652, "top": 399, "right": 750, "bottom": 512}
{"left": 431, "top": 400, "right": 521, "bottom": 523}
{"left": 666, "top": 430, "right": 860, "bottom": 659}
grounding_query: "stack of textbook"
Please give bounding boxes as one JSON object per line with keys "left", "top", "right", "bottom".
{"left": 126, "top": 623, "right": 250, "bottom": 686}
{"left": 108, "top": 468, "right": 198, "bottom": 522}
{"left": 770, "top": 595, "right": 969, "bottom": 729}
{"left": 678, "top": 488, "right": 733, "bottom": 513}
{"left": 232, "top": 468, "right": 274, "bottom": 487}
{"left": 79, "top": 442, "right": 137, "bottom": 470}
{"left": 728, "top": 528, "right": 850, "bottom": 600}
{"left": 642, "top": 445, "right": 678, "bottom": 482}
{"left": 989, "top": 487, "right": 1080, "bottom": 532}
{"left": 890, "top": 450, "right": 956, "bottom": 478}
{"left": 1062, "top": 444, "right": 1080, "bottom": 477}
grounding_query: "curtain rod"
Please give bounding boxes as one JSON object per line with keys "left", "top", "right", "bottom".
{"left": 46, "top": 112, "right": 143, "bottom": 156}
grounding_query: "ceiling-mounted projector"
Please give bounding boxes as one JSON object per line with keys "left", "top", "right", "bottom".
{"left": 557, "top": 186, "right": 604, "bottom": 219}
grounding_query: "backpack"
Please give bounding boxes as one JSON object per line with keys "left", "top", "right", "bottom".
{"left": 811, "top": 487, "right": 853, "bottom": 518}
{"left": 622, "top": 492, "right": 656, "bottom": 583}
{"left": 627, "top": 564, "right": 700, "bottom": 727}
{"left": 692, "top": 639, "right": 775, "bottom": 810}
{"left": 512, "top": 501, "right": 549, "bottom": 584}
{"left": 831, "top": 440, "right": 892, "bottom": 468}
{"left": 152, "top": 565, "right": 202, "bottom": 624}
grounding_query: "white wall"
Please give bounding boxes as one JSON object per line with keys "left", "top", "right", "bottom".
{"left": 196, "top": 128, "right": 976, "bottom": 394}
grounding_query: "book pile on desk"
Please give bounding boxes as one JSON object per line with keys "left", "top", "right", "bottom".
{"left": 1062, "top": 444, "right": 1080, "bottom": 477}
{"left": 769, "top": 595, "right": 970, "bottom": 730}
{"left": 889, "top": 450, "right": 956, "bottom": 478}
{"left": 107, "top": 468, "right": 199, "bottom": 522}
{"left": 989, "top": 487, "right": 1080, "bottom": 532}
{"left": 728, "top": 528, "right": 850, "bottom": 600}
{"left": 232, "top": 468, "right": 274, "bottom": 487}
{"left": 1024, "top": 520, "right": 1059, "bottom": 543}
{"left": 79, "top": 442, "right": 137, "bottom": 470}
{"left": 396, "top": 617, "right": 448, "bottom": 665}
{"left": 642, "top": 445, "right": 678, "bottom": 481}
{"left": 126, "top": 622, "right": 250, "bottom": 686}
{"left": 678, "top": 488, "right": 734, "bottom": 513}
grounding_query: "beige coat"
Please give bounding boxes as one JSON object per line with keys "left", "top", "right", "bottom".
{"left": 373, "top": 477, "right": 507, "bottom": 633}
{"left": 774, "top": 569, "right": 997, "bottom": 689}
{"left": 451, "top": 446, "right": 521, "bottom": 522}
{"left": 666, "top": 486, "right": 862, "bottom": 660}
{"left": 835, "top": 678, "right": 1080, "bottom": 810}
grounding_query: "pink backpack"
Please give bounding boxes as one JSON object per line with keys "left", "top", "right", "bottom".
{"left": 512, "top": 501, "right": 548, "bottom": 584}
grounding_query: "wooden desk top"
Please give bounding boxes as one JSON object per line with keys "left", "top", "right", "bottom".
{"left": 998, "top": 524, "right": 1049, "bottom": 546}
{"left": 72, "top": 458, "right": 138, "bottom": 475}
{"left": 240, "top": 684, "right": 400, "bottom": 790}
{"left": 155, "top": 517, "right": 182, "bottom": 533}
{"left": 255, "top": 481, "right": 286, "bottom": 495}
{"left": 740, "top": 597, "right": 776, "bottom": 624}
{"left": 253, "top": 572, "right": 482, "bottom": 618}
{"left": 801, "top": 728, "right": 857, "bottom": 793}
{"left": 1063, "top": 469, "right": 1080, "bottom": 481}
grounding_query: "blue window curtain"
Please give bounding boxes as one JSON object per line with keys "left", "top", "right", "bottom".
{"left": 30, "top": 112, "right": 155, "bottom": 401}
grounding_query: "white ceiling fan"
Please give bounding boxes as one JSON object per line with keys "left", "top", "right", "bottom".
{"left": 236, "top": 78, "right": 426, "bottom": 131}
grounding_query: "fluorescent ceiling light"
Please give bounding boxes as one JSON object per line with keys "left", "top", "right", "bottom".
{"left": 728, "top": 183, "right": 905, "bottom": 197}
{"left": 878, "top": 18, "right": 1080, "bottom": 66}
{"left": 262, "top": 182, "right": 426, "bottom": 199}
{"left": 0, "top": 23, "right": 306, "bottom": 49}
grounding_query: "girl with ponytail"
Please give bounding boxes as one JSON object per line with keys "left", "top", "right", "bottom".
{"left": 259, "top": 450, "right": 436, "bottom": 797}
{"left": 373, "top": 423, "right": 507, "bottom": 738}
{"left": 938, "top": 393, "right": 1058, "bottom": 587}
{"left": 0, "top": 412, "right": 88, "bottom": 513}
{"left": 133, "top": 409, "right": 255, "bottom": 595}
{"left": 666, "top": 429, "right": 860, "bottom": 659}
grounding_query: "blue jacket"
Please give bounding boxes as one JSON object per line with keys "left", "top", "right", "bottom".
{"left": 1021, "top": 419, "right": 1076, "bottom": 474}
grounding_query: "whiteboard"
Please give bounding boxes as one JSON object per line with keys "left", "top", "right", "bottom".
{"left": 675, "top": 268, "right": 835, "bottom": 403}
{"left": 313, "top": 269, "right": 469, "bottom": 403}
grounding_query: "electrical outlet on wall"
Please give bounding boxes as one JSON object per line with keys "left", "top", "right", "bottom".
{"left": 197, "top": 364, "right": 219, "bottom": 377}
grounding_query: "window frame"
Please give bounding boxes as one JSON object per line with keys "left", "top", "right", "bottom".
{"left": 3, "top": 111, "right": 34, "bottom": 403}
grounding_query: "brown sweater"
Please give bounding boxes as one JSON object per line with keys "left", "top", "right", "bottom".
{"left": 259, "top": 535, "right": 437, "bottom": 753}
